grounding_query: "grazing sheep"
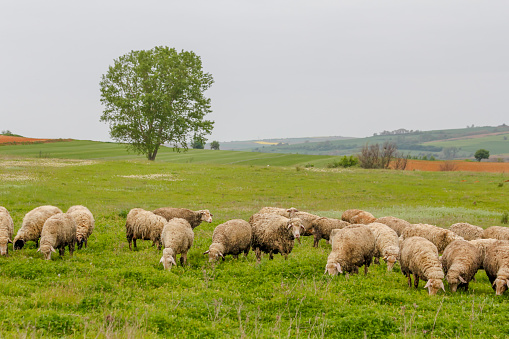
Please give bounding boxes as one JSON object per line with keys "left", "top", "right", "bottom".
{"left": 257, "top": 207, "right": 299, "bottom": 218}
{"left": 375, "top": 216, "right": 412, "bottom": 236}
{"left": 14, "top": 205, "right": 63, "bottom": 250}
{"left": 204, "top": 219, "right": 252, "bottom": 263}
{"left": 289, "top": 211, "right": 321, "bottom": 237}
{"left": 482, "top": 226, "right": 509, "bottom": 241}
{"left": 399, "top": 236, "right": 445, "bottom": 295}
{"left": 38, "top": 213, "right": 77, "bottom": 260}
{"left": 311, "top": 217, "right": 350, "bottom": 247}
{"left": 250, "top": 213, "right": 305, "bottom": 262}
{"left": 483, "top": 240, "right": 509, "bottom": 295}
{"left": 159, "top": 218, "right": 194, "bottom": 270}
{"left": 440, "top": 240, "right": 482, "bottom": 292}
{"left": 67, "top": 205, "right": 94, "bottom": 249}
{"left": 350, "top": 211, "right": 376, "bottom": 225}
{"left": 400, "top": 223, "right": 463, "bottom": 254}
{"left": 367, "top": 222, "right": 400, "bottom": 271}
{"left": 126, "top": 208, "right": 166, "bottom": 250}
{"left": 0, "top": 206, "right": 14, "bottom": 256}
{"left": 341, "top": 209, "right": 363, "bottom": 223}
{"left": 325, "top": 224, "right": 375, "bottom": 277}
{"left": 449, "top": 222, "right": 483, "bottom": 241}
{"left": 152, "top": 207, "right": 213, "bottom": 229}
{"left": 469, "top": 238, "right": 498, "bottom": 268}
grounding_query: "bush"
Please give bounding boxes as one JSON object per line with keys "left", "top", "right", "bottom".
{"left": 327, "top": 156, "right": 358, "bottom": 168}
{"left": 502, "top": 212, "right": 508, "bottom": 224}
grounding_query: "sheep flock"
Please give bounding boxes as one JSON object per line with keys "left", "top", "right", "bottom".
{"left": 3, "top": 204, "right": 509, "bottom": 296}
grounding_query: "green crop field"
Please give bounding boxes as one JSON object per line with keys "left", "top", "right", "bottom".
{"left": 1, "top": 143, "right": 509, "bottom": 338}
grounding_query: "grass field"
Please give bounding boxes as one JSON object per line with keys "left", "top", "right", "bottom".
{"left": 1, "top": 144, "right": 509, "bottom": 337}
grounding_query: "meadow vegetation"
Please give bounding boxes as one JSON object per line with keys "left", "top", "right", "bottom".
{"left": 0, "top": 144, "right": 508, "bottom": 337}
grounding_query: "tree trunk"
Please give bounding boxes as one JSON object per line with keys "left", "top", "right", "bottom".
{"left": 147, "top": 145, "right": 160, "bottom": 161}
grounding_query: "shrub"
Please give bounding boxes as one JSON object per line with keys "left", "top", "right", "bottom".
{"left": 358, "top": 142, "right": 397, "bottom": 169}
{"left": 327, "top": 156, "right": 358, "bottom": 168}
{"left": 502, "top": 212, "right": 508, "bottom": 225}
{"left": 439, "top": 161, "right": 458, "bottom": 171}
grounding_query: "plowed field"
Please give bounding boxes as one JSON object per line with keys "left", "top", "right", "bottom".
{"left": 405, "top": 159, "right": 509, "bottom": 173}
{"left": 0, "top": 135, "right": 71, "bottom": 144}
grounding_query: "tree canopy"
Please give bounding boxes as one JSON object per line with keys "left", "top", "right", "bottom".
{"left": 100, "top": 46, "right": 214, "bottom": 160}
{"left": 474, "top": 149, "right": 490, "bottom": 162}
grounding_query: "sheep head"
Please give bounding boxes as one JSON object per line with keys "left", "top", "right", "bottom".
{"left": 38, "top": 245, "right": 56, "bottom": 260}
{"left": 424, "top": 279, "right": 445, "bottom": 295}
{"left": 160, "top": 248, "right": 177, "bottom": 270}
{"left": 0, "top": 237, "right": 11, "bottom": 256}
{"left": 493, "top": 278, "right": 509, "bottom": 296}
{"left": 199, "top": 210, "right": 213, "bottom": 223}
{"left": 446, "top": 272, "right": 467, "bottom": 293}
{"left": 287, "top": 218, "right": 304, "bottom": 240}
{"left": 204, "top": 243, "right": 225, "bottom": 263}
{"left": 384, "top": 255, "right": 397, "bottom": 272}
{"left": 13, "top": 238, "right": 25, "bottom": 250}
{"left": 286, "top": 207, "right": 299, "bottom": 217}
{"left": 324, "top": 262, "right": 342, "bottom": 276}
{"left": 76, "top": 235, "right": 85, "bottom": 250}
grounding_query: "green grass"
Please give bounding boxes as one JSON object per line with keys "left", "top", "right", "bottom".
{"left": 1, "top": 150, "right": 509, "bottom": 337}
{"left": 424, "top": 132, "right": 509, "bottom": 156}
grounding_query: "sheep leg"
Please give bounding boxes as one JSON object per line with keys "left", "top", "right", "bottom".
{"left": 413, "top": 274, "right": 419, "bottom": 289}
{"left": 133, "top": 239, "right": 137, "bottom": 249}
{"left": 84, "top": 238, "right": 88, "bottom": 248}
{"left": 284, "top": 253, "right": 288, "bottom": 260}
{"left": 69, "top": 242, "right": 75, "bottom": 256}
{"left": 180, "top": 253, "right": 186, "bottom": 266}
{"left": 127, "top": 236, "right": 133, "bottom": 250}
{"left": 255, "top": 247, "right": 261, "bottom": 263}
{"left": 269, "top": 252, "right": 274, "bottom": 260}
{"left": 59, "top": 247, "right": 65, "bottom": 257}
{"left": 374, "top": 257, "right": 380, "bottom": 265}
{"left": 407, "top": 274, "right": 412, "bottom": 288}
{"left": 233, "top": 254, "right": 238, "bottom": 259}
{"left": 243, "top": 248, "right": 249, "bottom": 257}
{"left": 313, "top": 236, "right": 319, "bottom": 248}
{"left": 364, "top": 265, "right": 368, "bottom": 276}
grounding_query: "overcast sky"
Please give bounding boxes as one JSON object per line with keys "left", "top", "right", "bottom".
{"left": 1, "top": 1, "right": 507, "bottom": 143}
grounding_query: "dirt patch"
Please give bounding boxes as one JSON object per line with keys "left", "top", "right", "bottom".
{"left": 0, "top": 135, "right": 72, "bottom": 145}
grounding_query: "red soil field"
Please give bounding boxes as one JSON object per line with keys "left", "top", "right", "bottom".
{"left": 0, "top": 135, "right": 72, "bottom": 145}
{"left": 404, "top": 160, "right": 509, "bottom": 173}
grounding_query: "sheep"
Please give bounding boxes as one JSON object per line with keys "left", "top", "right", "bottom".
{"left": 250, "top": 213, "right": 305, "bottom": 262}
{"left": 37, "top": 213, "right": 77, "bottom": 260}
{"left": 341, "top": 209, "right": 363, "bottom": 223}
{"left": 204, "top": 219, "right": 252, "bottom": 263}
{"left": 350, "top": 211, "right": 376, "bottom": 225}
{"left": 14, "top": 205, "right": 63, "bottom": 250}
{"left": 483, "top": 240, "right": 509, "bottom": 295}
{"left": 325, "top": 224, "right": 375, "bottom": 277}
{"left": 400, "top": 223, "right": 463, "bottom": 254}
{"left": 0, "top": 206, "right": 14, "bottom": 256}
{"left": 449, "top": 222, "right": 483, "bottom": 241}
{"left": 482, "top": 226, "right": 509, "bottom": 241}
{"left": 311, "top": 217, "right": 350, "bottom": 247}
{"left": 440, "top": 240, "right": 482, "bottom": 292}
{"left": 366, "top": 222, "right": 400, "bottom": 271}
{"left": 469, "top": 238, "right": 498, "bottom": 268}
{"left": 399, "top": 236, "right": 445, "bottom": 295}
{"left": 159, "top": 218, "right": 194, "bottom": 270}
{"left": 152, "top": 207, "right": 213, "bottom": 229}
{"left": 257, "top": 207, "right": 299, "bottom": 218}
{"left": 67, "top": 205, "right": 94, "bottom": 249}
{"left": 289, "top": 211, "right": 322, "bottom": 238}
{"left": 125, "top": 208, "right": 166, "bottom": 250}
{"left": 375, "top": 216, "right": 412, "bottom": 236}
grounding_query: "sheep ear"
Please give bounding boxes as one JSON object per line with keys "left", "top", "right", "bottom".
{"left": 37, "top": 248, "right": 41, "bottom": 252}
{"left": 506, "top": 279, "right": 509, "bottom": 288}
{"left": 336, "top": 263, "right": 342, "bottom": 274}
{"left": 493, "top": 281, "right": 497, "bottom": 287}
{"left": 300, "top": 224, "right": 305, "bottom": 231}
{"left": 440, "top": 281, "right": 445, "bottom": 292}
{"left": 219, "top": 252, "right": 224, "bottom": 258}
{"left": 324, "top": 266, "right": 328, "bottom": 275}
{"left": 203, "top": 250, "right": 210, "bottom": 255}
{"left": 50, "top": 246, "right": 56, "bottom": 253}
{"left": 459, "top": 276, "right": 467, "bottom": 284}
{"left": 424, "top": 281, "right": 430, "bottom": 288}
{"left": 8, "top": 239, "right": 12, "bottom": 243}
{"left": 287, "top": 223, "right": 293, "bottom": 229}
{"left": 159, "top": 256, "right": 164, "bottom": 264}
{"left": 170, "top": 256, "right": 177, "bottom": 265}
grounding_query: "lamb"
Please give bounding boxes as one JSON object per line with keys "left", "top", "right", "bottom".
{"left": 152, "top": 207, "right": 213, "bottom": 229}
{"left": 366, "top": 222, "right": 400, "bottom": 271}
{"left": 257, "top": 207, "right": 299, "bottom": 218}
{"left": 311, "top": 217, "right": 350, "bottom": 247}
{"left": 325, "top": 224, "right": 375, "bottom": 277}
{"left": 400, "top": 223, "right": 463, "bottom": 254}
{"left": 125, "top": 208, "right": 166, "bottom": 250}
{"left": 250, "top": 213, "right": 305, "bottom": 262}
{"left": 159, "top": 218, "right": 194, "bottom": 270}
{"left": 482, "top": 226, "right": 509, "bottom": 241}
{"left": 449, "top": 222, "right": 483, "bottom": 241}
{"left": 14, "top": 205, "right": 63, "bottom": 250}
{"left": 375, "top": 216, "right": 412, "bottom": 236}
{"left": 440, "top": 240, "right": 482, "bottom": 292}
{"left": 204, "top": 219, "right": 252, "bottom": 263}
{"left": 483, "top": 240, "right": 509, "bottom": 295}
{"left": 399, "top": 236, "right": 445, "bottom": 295}
{"left": 67, "top": 205, "right": 94, "bottom": 249}
{"left": 37, "top": 213, "right": 77, "bottom": 260}
{"left": 0, "top": 206, "right": 14, "bottom": 256}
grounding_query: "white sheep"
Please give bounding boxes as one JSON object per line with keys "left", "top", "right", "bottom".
{"left": 325, "top": 224, "right": 375, "bottom": 277}
{"left": 0, "top": 206, "right": 14, "bottom": 256}
{"left": 449, "top": 222, "right": 483, "bottom": 241}
{"left": 367, "top": 222, "right": 400, "bottom": 271}
{"left": 482, "top": 226, "right": 509, "bottom": 241}
{"left": 67, "top": 205, "right": 94, "bottom": 249}
{"left": 152, "top": 207, "right": 213, "bottom": 229}
{"left": 375, "top": 216, "right": 412, "bottom": 236}
{"left": 469, "top": 238, "right": 498, "bottom": 269}
{"left": 159, "top": 218, "right": 194, "bottom": 270}
{"left": 204, "top": 219, "right": 252, "bottom": 263}
{"left": 483, "top": 240, "right": 509, "bottom": 295}
{"left": 257, "top": 207, "right": 299, "bottom": 217}
{"left": 399, "top": 236, "right": 445, "bottom": 295}
{"left": 37, "top": 213, "right": 77, "bottom": 260}
{"left": 311, "top": 217, "right": 350, "bottom": 247}
{"left": 250, "top": 213, "right": 305, "bottom": 262}
{"left": 125, "top": 208, "right": 166, "bottom": 250}
{"left": 341, "top": 209, "right": 363, "bottom": 223}
{"left": 400, "top": 223, "right": 463, "bottom": 254}
{"left": 14, "top": 205, "right": 63, "bottom": 250}
{"left": 440, "top": 240, "right": 482, "bottom": 292}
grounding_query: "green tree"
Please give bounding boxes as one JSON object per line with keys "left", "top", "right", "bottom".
{"left": 99, "top": 46, "right": 214, "bottom": 160}
{"left": 210, "top": 140, "right": 220, "bottom": 150}
{"left": 191, "top": 135, "right": 205, "bottom": 149}
{"left": 474, "top": 149, "right": 490, "bottom": 162}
